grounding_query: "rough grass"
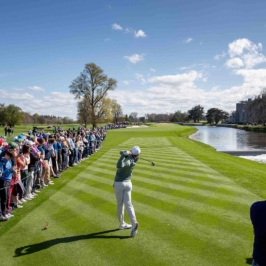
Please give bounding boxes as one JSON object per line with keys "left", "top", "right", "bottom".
{"left": 0, "top": 123, "right": 263, "bottom": 266}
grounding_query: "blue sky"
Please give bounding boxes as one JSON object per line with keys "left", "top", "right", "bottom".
{"left": 1, "top": 0, "right": 266, "bottom": 119}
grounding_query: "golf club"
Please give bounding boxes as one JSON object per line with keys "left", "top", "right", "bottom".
{"left": 139, "top": 157, "right": 155, "bottom": 166}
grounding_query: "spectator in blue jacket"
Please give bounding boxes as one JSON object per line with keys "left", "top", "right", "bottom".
{"left": 0, "top": 149, "right": 15, "bottom": 221}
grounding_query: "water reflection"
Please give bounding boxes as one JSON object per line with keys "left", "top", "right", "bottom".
{"left": 190, "top": 126, "right": 266, "bottom": 151}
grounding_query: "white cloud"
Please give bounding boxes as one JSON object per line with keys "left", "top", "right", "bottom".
{"left": 134, "top": 30, "right": 146, "bottom": 38}
{"left": 122, "top": 80, "right": 132, "bottom": 85}
{"left": 185, "top": 38, "right": 193, "bottom": 43}
{"left": 0, "top": 89, "right": 35, "bottom": 101}
{"left": 28, "top": 86, "right": 45, "bottom": 92}
{"left": 109, "top": 71, "right": 207, "bottom": 115}
{"left": 234, "top": 68, "right": 266, "bottom": 87}
{"left": 228, "top": 38, "right": 260, "bottom": 57}
{"left": 211, "top": 86, "right": 219, "bottom": 92}
{"left": 225, "top": 58, "right": 244, "bottom": 68}
{"left": 135, "top": 73, "right": 146, "bottom": 85}
{"left": 179, "top": 64, "right": 196, "bottom": 70}
{"left": 109, "top": 66, "right": 266, "bottom": 116}
{"left": 148, "top": 70, "right": 202, "bottom": 86}
{"left": 214, "top": 51, "right": 227, "bottom": 60}
{"left": 0, "top": 89, "right": 78, "bottom": 119}
{"left": 226, "top": 38, "right": 266, "bottom": 69}
{"left": 125, "top": 27, "right": 134, "bottom": 33}
{"left": 124, "top": 54, "right": 144, "bottom": 64}
{"left": 242, "top": 53, "right": 266, "bottom": 69}
{"left": 112, "top": 23, "right": 123, "bottom": 30}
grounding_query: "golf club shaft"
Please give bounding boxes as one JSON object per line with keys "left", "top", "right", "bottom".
{"left": 139, "top": 157, "right": 154, "bottom": 164}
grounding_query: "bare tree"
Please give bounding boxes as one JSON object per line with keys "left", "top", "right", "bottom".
{"left": 111, "top": 100, "right": 123, "bottom": 124}
{"left": 129, "top": 112, "right": 138, "bottom": 122}
{"left": 77, "top": 98, "right": 91, "bottom": 128}
{"left": 69, "top": 63, "right": 117, "bottom": 128}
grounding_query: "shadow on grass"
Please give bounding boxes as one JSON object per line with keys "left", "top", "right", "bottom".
{"left": 14, "top": 228, "right": 131, "bottom": 257}
{"left": 245, "top": 258, "right": 252, "bottom": 265}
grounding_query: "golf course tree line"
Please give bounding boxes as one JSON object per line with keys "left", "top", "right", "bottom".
{"left": 144, "top": 105, "right": 229, "bottom": 124}
{"left": 23, "top": 113, "right": 75, "bottom": 126}
{"left": 70, "top": 63, "right": 124, "bottom": 128}
{"left": 206, "top": 108, "right": 229, "bottom": 125}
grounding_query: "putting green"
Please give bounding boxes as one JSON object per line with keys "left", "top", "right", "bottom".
{"left": 0, "top": 125, "right": 262, "bottom": 266}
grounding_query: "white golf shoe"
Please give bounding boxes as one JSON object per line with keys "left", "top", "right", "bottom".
{"left": 131, "top": 222, "right": 139, "bottom": 237}
{"left": 119, "top": 223, "right": 132, "bottom": 230}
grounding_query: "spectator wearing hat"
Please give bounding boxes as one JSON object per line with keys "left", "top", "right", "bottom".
{"left": 113, "top": 146, "right": 141, "bottom": 237}
{"left": 8, "top": 139, "right": 24, "bottom": 210}
{"left": 52, "top": 136, "right": 60, "bottom": 176}
{"left": 0, "top": 149, "right": 15, "bottom": 221}
{"left": 75, "top": 135, "right": 83, "bottom": 163}
{"left": 17, "top": 144, "right": 30, "bottom": 197}
{"left": 67, "top": 134, "right": 75, "bottom": 166}
{"left": 42, "top": 138, "right": 55, "bottom": 185}
{"left": 17, "top": 144, "right": 30, "bottom": 203}
{"left": 0, "top": 142, "right": 19, "bottom": 217}
{"left": 37, "top": 138, "right": 45, "bottom": 188}
{"left": 26, "top": 141, "right": 40, "bottom": 199}
{"left": 56, "top": 135, "right": 63, "bottom": 172}
{"left": 61, "top": 136, "right": 70, "bottom": 170}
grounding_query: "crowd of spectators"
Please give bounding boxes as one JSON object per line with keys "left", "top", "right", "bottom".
{"left": 0, "top": 126, "right": 107, "bottom": 222}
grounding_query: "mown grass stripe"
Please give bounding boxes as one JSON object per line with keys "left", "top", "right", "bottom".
{"left": 62, "top": 179, "right": 252, "bottom": 253}
{"left": 74, "top": 174, "right": 250, "bottom": 228}
{"left": 53, "top": 189, "right": 210, "bottom": 266}
{"left": 133, "top": 173, "right": 256, "bottom": 205}
{"left": 81, "top": 165, "right": 255, "bottom": 205}
{"left": 88, "top": 161, "right": 250, "bottom": 196}
{"left": 118, "top": 137, "right": 172, "bottom": 147}
{"left": 92, "top": 158, "right": 219, "bottom": 176}
{"left": 76, "top": 171, "right": 251, "bottom": 219}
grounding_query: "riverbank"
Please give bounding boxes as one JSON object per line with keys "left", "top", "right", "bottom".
{"left": 181, "top": 122, "right": 266, "bottom": 133}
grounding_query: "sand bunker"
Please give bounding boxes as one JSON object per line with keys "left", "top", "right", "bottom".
{"left": 127, "top": 125, "right": 149, "bottom": 128}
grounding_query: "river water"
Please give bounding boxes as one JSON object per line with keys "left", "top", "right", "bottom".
{"left": 189, "top": 126, "right": 266, "bottom": 163}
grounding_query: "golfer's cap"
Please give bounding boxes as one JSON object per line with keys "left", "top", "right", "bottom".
{"left": 131, "top": 146, "right": 141, "bottom": 155}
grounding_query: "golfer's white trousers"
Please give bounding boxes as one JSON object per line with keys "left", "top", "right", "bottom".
{"left": 114, "top": 180, "right": 137, "bottom": 227}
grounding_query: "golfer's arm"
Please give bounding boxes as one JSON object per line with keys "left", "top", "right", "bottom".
{"left": 116, "top": 156, "right": 125, "bottom": 168}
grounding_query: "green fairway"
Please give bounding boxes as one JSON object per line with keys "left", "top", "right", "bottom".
{"left": 0, "top": 124, "right": 264, "bottom": 266}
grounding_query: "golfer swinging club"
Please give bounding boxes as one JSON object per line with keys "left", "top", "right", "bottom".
{"left": 114, "top": 146, "right": 140, "bottom": 237}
